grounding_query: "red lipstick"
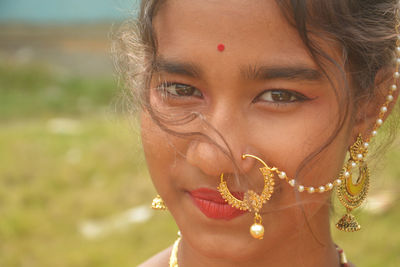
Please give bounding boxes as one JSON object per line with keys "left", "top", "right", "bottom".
{"left": 189, "top": 188, "right": 246, "bottom": 220}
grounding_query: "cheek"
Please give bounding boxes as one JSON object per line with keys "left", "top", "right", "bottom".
{"left": 140, "top": 110, "right": 190, "bottom": 205}
{"left": 295, "top": 100, "right": 352, "bottom": 183}
{"left": 140, "top": 112, "right": 172, "bottom": 192}
{"left": 253, "top": 106, "right": 348, "bottom": 176}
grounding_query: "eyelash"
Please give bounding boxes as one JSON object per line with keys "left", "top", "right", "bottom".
{"left": 253, "top": 89, "right": 310, "bottom": 105}
{"left": 157, "top": 82, "right": 203, "bottom": 99}
{"left": 157, "top": 82, "right": 311, "bottom": 105}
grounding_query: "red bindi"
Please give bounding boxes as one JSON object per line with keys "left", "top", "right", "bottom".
{"left": 217, "top": 44, "right": 225, "bottom": 52}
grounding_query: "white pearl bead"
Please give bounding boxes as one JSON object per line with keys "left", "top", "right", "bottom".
{"left": 391, "top": 84, "right": 397, "bottom": 91}
{"left": 387, "top": 95, "right": 394, "bottom": 102}
{"left": 357, "top": 154, "right": 363, "bottom": 160}
{"left": 318, "top": 186, "right": 325, "bottom": 193}
{"left": 381, "top": 106, "right": 388, "bottom": 113}
{"left": 307, "top": 187, "right": 315, "bottom": 193}
{"left": 396, "top": 46, "right": 400, "bottom": 55}
{"left": 335, "top": 179, "right": 342, "bottom": 185}
{"left": 327, "top": 183, "right": 333, "bottom": 190}
{"left": 250, "top": 223, "right": 264, "bottom": 239}
{"left": 278, "top": 172, "right": 286, "bottom": 179}
{"left": 351, "top": 161, "right": 357, "bottom": 168}
{"left": 298, "top": 185, "right": 305, "bottom": 192}
{"left": 372, "top": 130, "right": 378, "bottom": 136}
{"left": 363, "top": 142, "right": 369, "bottom": 148}
{"left": 396, "top": 58, "right": 400, "bottom": 65}
{"left": 288, "top": 179, "right": 295, "bottom": 187}
{"left": 394, "top": 72, "right": 400, "bottom": 79}
{"left": 376, "top": 119, "right": 383, "bottom": 125}
{"left": 344, "top": 171, "right": 350, "bottom": 178}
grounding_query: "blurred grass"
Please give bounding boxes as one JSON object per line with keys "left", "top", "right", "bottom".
{"left": 0, "top": 62, "right": 115, "bottom": 120}
{"left": 0, "top": 61, "right": 178, "bottom": 266}
{"left": 0, "top": 61, "right": 399, "bottom": 266}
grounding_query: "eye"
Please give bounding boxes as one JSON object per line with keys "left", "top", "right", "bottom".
{"left": 159, "top": 83, "right": 202, "bottom": 98}
{"left": 257, "top": 89, "right": 308, "bottom": 103}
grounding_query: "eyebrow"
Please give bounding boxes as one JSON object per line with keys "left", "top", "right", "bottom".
{"left": 153, "top": 57, "right": 202, "bottom": 78}
{"left": 241, "top": 64, "right": 322, "bottom": 81}
{"left": 153, "top": 56, "right": 322, "bottom": 82}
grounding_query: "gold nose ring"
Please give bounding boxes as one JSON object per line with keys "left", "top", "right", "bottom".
{"left": 217, "top": 154, "right": 277, "bottom": 239}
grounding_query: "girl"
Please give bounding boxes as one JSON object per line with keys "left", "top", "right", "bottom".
{"left": 114, "top": 0, "right": 399, "bottom": 266}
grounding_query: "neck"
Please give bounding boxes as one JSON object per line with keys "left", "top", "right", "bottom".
{"left": 178, "top": 206, "right": 340, "bottom": 267}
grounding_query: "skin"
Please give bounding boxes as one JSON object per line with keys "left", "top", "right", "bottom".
{"left": 139, "top": 0, "right": 389, "bottom": 266}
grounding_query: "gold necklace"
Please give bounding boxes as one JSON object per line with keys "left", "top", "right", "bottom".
{"left": 168, "top": 237, "right": 349, "bottom": 266}
{"left": 169, "top": 236, "right": 181, "bottom": 267}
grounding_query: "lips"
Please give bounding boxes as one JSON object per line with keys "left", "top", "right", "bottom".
{"left": 189, "top": 188, "right": 246, "bottom": 220}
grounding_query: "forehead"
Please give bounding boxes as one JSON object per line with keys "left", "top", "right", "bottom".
{"left": 153, "top": 0, "right": 317, "bottom": 68}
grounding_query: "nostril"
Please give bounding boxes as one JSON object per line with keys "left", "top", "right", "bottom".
{"left": 240, "top": 153, "right": 260, "bottom": 173}
{"left": 242, "top": 154, "right": 270, "bottom": 169}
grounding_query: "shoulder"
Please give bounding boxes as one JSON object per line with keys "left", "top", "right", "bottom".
{"left": 138, "top": 246, "right": 172, "bottom": 267}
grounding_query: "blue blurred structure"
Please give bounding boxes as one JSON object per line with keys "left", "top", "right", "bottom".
{"left": 0, "top": 0, "right": 140, "bottom": 75}
{"left": 0, "top": 0, "right": 139, "bottom": 23}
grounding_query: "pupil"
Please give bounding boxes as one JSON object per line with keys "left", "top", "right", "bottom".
{"left": 271, "top": 91, "right": 291, "bottom": 102}
{"left": 176, "top": 85, "right": 194, "bottom": 96}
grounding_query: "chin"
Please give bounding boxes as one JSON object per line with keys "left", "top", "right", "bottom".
{"left": 179, "top": 212, "right": 291, "bottom": 262}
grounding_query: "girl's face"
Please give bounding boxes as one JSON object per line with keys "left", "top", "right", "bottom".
{"left": 141, "top": 0, "right": 359, "bottom": 262}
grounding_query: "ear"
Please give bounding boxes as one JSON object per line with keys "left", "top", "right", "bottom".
{"left": 351, "top": 67, "right": 399, "bottom": 143}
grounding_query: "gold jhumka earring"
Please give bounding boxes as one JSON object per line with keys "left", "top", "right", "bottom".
{"left": 151, "top": 195, "right": 167, "bottom": 210}
{"left": 335, "top": 11, "right": 400, "bottom": 232}
{"left": 335, "top": 135, "right": 370, "bottom": 231}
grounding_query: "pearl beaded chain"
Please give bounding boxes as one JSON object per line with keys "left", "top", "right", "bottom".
{"left": 277, "top": 17, "right": 400, "bottom": 195}
{"left": 277, "top": 169, "right": 341, "bottom": 194}
{"left": 368, "top": 13, "right": 400, "bottom": 143}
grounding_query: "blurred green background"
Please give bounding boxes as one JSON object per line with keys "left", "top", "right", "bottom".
{"left": 0, "top": 1, "right": 399, "bottom": 266}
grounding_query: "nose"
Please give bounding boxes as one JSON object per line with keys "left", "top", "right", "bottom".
{"left": 186, "top": 141, "right": 239, "bottom": 176}
{"left": 185, "top": 109, "right": 255, "bottom": 178}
